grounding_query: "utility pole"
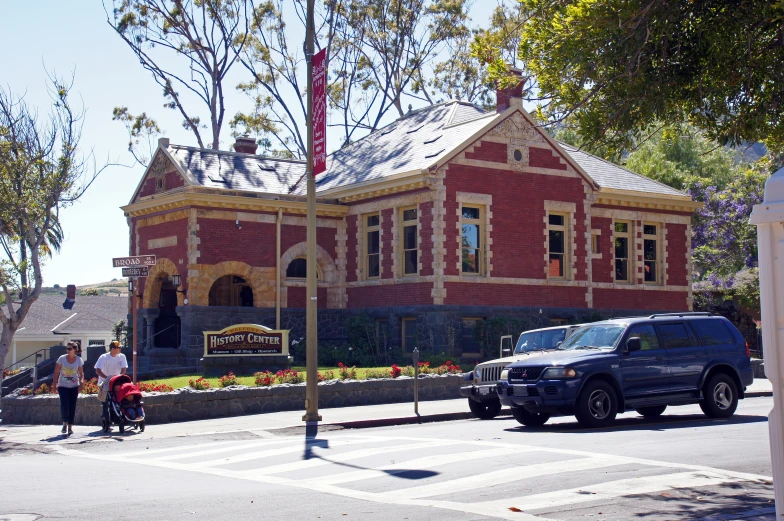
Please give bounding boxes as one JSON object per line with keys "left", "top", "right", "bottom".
{"left": 302, "top": 0, "right": 321, "bottom": 422}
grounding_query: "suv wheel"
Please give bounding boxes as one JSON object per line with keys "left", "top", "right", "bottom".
{"left": 575, "top": 380, "right": 618, "bottom": 428}
{"left": 635, "top": 405, "right": 667, "bottom": 418}
{"left": 700, "top": 373, "right": 738, "bottom": 419}
{"left": 468, "top": 398, "right": 502, "bottom": 419}
{"left": 511, "top": 406, "right": 550, "bottom": 427}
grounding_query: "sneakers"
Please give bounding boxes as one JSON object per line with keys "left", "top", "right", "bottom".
{"left": 61, "top": 425, "right": 67, "bottom": 434}
{"left": 67, "top": 427, "right": 73, "bottom": 436}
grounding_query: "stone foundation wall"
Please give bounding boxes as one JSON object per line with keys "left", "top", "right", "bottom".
{"left": 0, "top": 374, "right": 465, "bottom": 426}
{"left": 167, "top": 304, "right": 663, "bottom": 366}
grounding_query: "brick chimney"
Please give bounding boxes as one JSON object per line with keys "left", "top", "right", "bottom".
{"left": 496, "top": 67, "right": 524, "bottom": 113}
{"left": 233, "top": 135, "right": 258, "bottom": 155}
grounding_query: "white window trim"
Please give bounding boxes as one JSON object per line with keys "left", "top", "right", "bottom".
{"left": 613, "top": 219, "right": 633, "bottom": 284}
{"left": 591, "top": 229, "right": 602, "bottom": 259}
{"left": 399, "top": 205, "right": 420, "bottom": 277}
{"left": 643, "top": 222, "right": 663, "bottom": 286}
{"left": 364, "top": 212, "right": 381, "bottom": 280}
{"left": 543, "top": 201, "right": 576, "bottom": 280}
{"left": 455, "top": 192, "right": 493, "bottom": 277}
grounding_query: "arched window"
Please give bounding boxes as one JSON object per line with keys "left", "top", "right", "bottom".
{"left": 286, "top": 258, "right": 320, "bottom": 279}
{"left": 209, "top": 275, "right": 254, "bottom": 307}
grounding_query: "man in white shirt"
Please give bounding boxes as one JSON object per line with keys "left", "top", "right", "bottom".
{"left": 95, "top": 341, "right": 128, "bottom": 421}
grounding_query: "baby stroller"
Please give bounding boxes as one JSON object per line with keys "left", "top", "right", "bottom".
{"left": 101, "top": 374, "right": 146, "bottom": 433}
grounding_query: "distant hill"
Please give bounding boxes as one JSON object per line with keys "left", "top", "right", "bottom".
{"left": 42, "top": 279, "right": 129, "bottom": 297}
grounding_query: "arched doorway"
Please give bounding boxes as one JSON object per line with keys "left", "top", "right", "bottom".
{"left": 155, "top": 278, "right": 181, "bottom": 348}
{"left": 209, "top": 275, "right": 254, "bottom": 307}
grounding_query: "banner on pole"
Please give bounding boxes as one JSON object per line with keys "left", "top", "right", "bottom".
{"left": 313, "top": 48, "right": 327, "bottom": 176}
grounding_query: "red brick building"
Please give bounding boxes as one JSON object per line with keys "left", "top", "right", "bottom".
{"left": 123, "top": 90, "right": 698, "bottom": 368}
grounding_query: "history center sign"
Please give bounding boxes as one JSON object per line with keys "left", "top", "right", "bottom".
{"left": 203, "top": 324, "right": 289, "bottom": 357}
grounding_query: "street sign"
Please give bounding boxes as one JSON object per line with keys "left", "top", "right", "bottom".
{"left": 122, "top": 266, "right": 149, "bottom": 277}
{"left": 113, "top": 255, "right": 156, "bottom": 268}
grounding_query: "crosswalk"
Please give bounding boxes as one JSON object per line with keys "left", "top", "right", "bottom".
{"left": 53, "top": 433, "right": 771, "bottom": 520}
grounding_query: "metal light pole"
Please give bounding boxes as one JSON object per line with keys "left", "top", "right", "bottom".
{"left": 302, "top": 0, "right": 321, "bottom": 422}
{"left": 750, "top": 166, "right": 784, "bottom": 517}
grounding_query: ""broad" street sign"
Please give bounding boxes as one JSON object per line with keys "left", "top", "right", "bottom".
{"left": 112, "top": 255, "right": 157, "bottom": 268}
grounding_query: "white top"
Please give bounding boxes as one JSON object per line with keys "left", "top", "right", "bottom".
{"left": 56, "top": 355, "right": 83, "bottom": 388}
{"left": 95, "top": 352, "right": 128, "bottom": 386}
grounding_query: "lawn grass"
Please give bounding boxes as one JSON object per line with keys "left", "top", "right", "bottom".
{"left": 140, "top": 366, "right": 397, "bottom": 389}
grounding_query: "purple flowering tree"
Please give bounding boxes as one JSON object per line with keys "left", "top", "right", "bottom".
{"left": 689, "top": 169, "right": 766, "bottom": 280}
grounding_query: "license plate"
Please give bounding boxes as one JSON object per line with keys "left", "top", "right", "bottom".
{"left": 513, "top": 386, "right": 529, "bottom": 397}
{"left": 478, "top": 386, "right": 489, "bottom": 395}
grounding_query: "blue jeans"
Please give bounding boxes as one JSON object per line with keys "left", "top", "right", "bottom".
{"left": 58, "top": 386, "right": 79, "bottom": 424}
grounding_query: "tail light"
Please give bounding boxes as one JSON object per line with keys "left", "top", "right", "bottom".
{"left": 745, "top": 341, "right": 751, "bottom": 358}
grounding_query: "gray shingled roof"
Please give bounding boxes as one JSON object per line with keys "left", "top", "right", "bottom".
{"left": 558, "top": 143, "right": 689, "bottom": 199}
{"left": 168, "top": 145, "right": 306, "bottom": 195}
{"left": 2, "top": 295, "right": 128, "bottom": 337}
{"left": 164, "top": 101, "right": 690, "bottom": 200}
{"left": 315, "top": 102, "right": 496, "bottom": 192}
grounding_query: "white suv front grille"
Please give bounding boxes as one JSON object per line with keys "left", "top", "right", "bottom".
{"left": 478, "top": 364, "right": 506, "bottom": 383}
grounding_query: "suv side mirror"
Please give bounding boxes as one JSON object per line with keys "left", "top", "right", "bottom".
{"left": 556, "top": 341, "right": 563, "bottom": 348}
{"left": 626, "top": 337, "right": 642, "bottom": 352}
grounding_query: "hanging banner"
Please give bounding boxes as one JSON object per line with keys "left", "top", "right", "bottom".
{"left": 313, "top": 48, "right": 327, "bottom": 175}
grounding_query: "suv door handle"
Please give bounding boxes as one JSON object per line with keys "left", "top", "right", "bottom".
{"left": 655, "top": 355, "right": 664, "bottom": 361}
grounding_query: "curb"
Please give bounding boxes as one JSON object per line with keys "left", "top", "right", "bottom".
{"left": 326, "top": 408, "right": 513, "bottom": 430}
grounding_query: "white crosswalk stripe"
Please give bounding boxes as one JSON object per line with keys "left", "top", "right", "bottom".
{"left": 53, "top": 433, "right": 771, "bottom": 520}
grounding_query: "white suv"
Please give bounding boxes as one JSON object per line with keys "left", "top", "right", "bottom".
{"left": 460, "top": 324, "right": 584, "bottom": 419}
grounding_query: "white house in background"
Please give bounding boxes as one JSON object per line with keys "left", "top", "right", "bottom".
{"left": 2, "top": 295, "right": 128, "bottom": 369}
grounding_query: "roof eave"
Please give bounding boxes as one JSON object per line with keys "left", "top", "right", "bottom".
{"left": 596, "top": 188, "right": 703, "bottom": 211}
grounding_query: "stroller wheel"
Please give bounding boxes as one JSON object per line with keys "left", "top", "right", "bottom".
{"left": 139, "top": 421, "right": 145, "bottom": 432}
{"left": 119, "top": 424, "right": 125, "bottom": 434}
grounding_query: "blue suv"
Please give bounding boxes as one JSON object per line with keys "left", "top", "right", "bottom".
{"left": 496, "top": 313, "right": 753, "bottom": 428}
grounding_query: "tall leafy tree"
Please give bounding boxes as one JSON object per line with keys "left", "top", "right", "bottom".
{"left": 0, "top": 78, "right": 109, "bottom": 367}
{"left": 105, "top": 0, "right": 251, "bottom": 156}
{"left": 475, "top": 0, "right": 784, "bottom": 157}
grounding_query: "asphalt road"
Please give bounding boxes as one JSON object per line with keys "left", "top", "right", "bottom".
{"left": 0, "top": 396, "right": 775, "bottom": 521}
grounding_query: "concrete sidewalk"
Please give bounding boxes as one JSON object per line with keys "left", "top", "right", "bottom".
{"left": 0, "top": 378, "right": 773, "bottom": 447}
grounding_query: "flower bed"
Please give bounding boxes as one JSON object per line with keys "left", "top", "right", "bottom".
{"left": 1, "top": 372, "right": 467, "bottom": 426}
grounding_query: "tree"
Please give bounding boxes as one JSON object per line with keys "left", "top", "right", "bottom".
{"left": 0, "top": 77, "right": 108, "bottom": 367}
{"left": 690, "top": 168, "right": 767, "bottom": 279}
{"left": 105, "top": 0, "right": 251, "bottom": 157}
{"left": 232, "top": 0, "right": 473, "bottom": 156}
{"left": 475, "top": 0, "right": 784, "bottom": 157}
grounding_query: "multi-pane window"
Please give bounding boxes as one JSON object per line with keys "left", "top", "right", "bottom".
{"left": 614, "top": 221, "right": 631, "bottom": 282}
{"left": 461, "top": 206, "right": 482, "bottom": 274}
{"left": 402, "top": 317, "right": 417, "bottom": 353}
{"left": 643, "top": 224, "right": 659, "bottom": 283}
{"left": 366, "top": 213, "right": 380, "bottom": 278}
{"left": 401, "top": 207, "right": 418, "bottom": 276}
{"left": 547, "top": 213, "right": 567, "bottom": 278}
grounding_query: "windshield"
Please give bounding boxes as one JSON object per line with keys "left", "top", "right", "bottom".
{"left": 559, "top": 324, "right": 626, "bottom": 350}
{"left": 514, "top": 329, "right": 567, "bottom": 353}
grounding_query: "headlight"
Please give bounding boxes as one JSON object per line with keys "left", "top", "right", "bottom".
{"left": 474, "top": 366, "right": 482, "bottom": 380}
{"left": 541, "top": 367, "right": 577, "bottom": 379}
{"left": 500, "top": 369, "right": 509, "bottom": 381}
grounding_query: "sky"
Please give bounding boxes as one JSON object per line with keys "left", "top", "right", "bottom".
{"left": 1, "top": 1, "right": 498, "bottom": 287}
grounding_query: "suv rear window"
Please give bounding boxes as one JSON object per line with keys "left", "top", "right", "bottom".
{"left": 690, "top": 319, "right": 736, "bottom": 346}
{"left": 657, "top": 323, "right": 692, "bottom": 348}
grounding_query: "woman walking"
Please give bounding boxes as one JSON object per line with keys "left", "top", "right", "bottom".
{"left": 52, "top": 342, "right": 84, "bottom": 435}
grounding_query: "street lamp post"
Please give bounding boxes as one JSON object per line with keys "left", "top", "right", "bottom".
{"left": 302, "top": 0, "right": 321, "bottom": 422}
{"left": 749, "top": 165, "right": 784, "bottom": 517}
